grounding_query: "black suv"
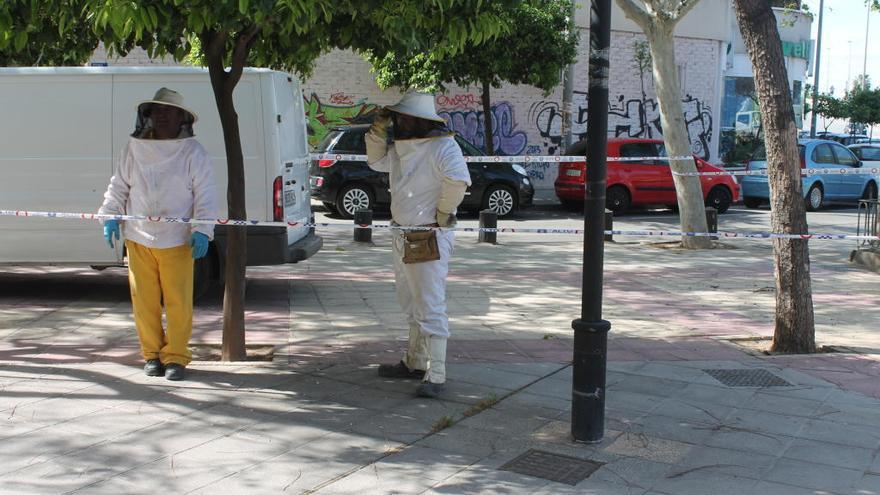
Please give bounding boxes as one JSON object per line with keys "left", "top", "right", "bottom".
{"left": 310, "top": 125, "right": 534, "bottom": 218}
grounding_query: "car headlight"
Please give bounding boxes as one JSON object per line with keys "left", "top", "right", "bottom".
{"left": 512, "top": 164, "right": 528, "bottom": 176}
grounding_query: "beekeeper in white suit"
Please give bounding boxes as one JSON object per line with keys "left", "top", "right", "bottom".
{"left": 365, "top": 92, "right": 471, "bottom": 398}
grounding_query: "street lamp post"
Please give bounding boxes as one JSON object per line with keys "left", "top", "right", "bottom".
{"left": 809, "top": 0, "right": 825, "bottom": 139}
{"left": 571, "top": 0, "right": 612, "bottom": 444}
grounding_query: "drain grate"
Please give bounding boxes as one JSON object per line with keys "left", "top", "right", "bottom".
{"left": 704, "top": 368, "right": 792, "bottom": 387}
{"left": 499, "top": 449, "right": 604, "bottom": 486}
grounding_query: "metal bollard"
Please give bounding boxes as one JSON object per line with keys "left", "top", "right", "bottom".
{"left": 604, "top": 209, "right": 613, "bottom": 242}
{"left": 478, "top": 210, "right": 497, "bottom": 244}
{"left": 705, "top": 207, "right": 718, "bottom": 240}
{"left": 353, "top": 209, "right": 373, "bottom": 243}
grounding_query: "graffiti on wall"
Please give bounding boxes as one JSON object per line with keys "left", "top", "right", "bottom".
{"left": 529, "top": 90, "right": 714, "bottom": 160}
{"left": 304, "top": 93, "right": 378, "bottom": 147}
{"left": 437, "top": 100, "right": 529, "bottom": 156}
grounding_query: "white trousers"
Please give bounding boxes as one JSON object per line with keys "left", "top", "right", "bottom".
{"left": 392, "top": 228, "right": 455, "bottom": 339}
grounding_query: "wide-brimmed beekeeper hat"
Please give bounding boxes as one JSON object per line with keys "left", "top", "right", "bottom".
{"left": 386, "top": 92, "right": 445, "bottom": 123}
{"left": 137, "top": 87, "right": 198, "bottom": 123}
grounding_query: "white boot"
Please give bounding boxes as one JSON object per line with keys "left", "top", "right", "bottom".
{"left": 417, "top": 336, "right": 447, "bottom": 398}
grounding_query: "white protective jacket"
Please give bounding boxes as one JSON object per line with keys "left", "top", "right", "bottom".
{"left": 99, "top": 137, "right": 218, "bottom": 249}
{"left": 366, "top": 134, "right": 471, "bottom": 225}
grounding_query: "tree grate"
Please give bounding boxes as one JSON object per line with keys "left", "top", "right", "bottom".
{"left": 703, "top": 368, "right": 792, "bottom": 387}
{"left": 499, "top": 449, "right": 604, "bottom": 486}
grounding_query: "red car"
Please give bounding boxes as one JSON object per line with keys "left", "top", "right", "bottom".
{"left": 554, "top": 138, "right": 740, "bottom": 214}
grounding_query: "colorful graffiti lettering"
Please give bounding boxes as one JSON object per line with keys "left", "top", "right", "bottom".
{"left": 529, "top": 90, "right": 714, "bottom": 159}
{"left": 436, "top": 93, "right": 480, "bottom": 109}
{"left": 438, "top": 101, "right": 528, "bottom": 156}
{"left": 304, "top": 93, "right": 378, "bottom": 147}
{"left": 329, "top": 92, "right": 355, "bottom": 105}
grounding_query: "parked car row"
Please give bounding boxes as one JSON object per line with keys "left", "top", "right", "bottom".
{"left": 310, "top": 125, "right": 534, "bottom": 218}
{"left": 554, "top": 138, "right": 740, "bottom": 215}
{"left": 741, "top": 140, "right": 879, "bottom": 210}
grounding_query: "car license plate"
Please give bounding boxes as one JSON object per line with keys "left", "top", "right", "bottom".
{"left": 566, "top": 169, "right": 582, "bottom": 177}
{"left": 284, "top": 190, "right": 296, "bottom": 207}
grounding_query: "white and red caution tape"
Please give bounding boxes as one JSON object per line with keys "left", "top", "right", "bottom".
{"left": 2, "top": 210, "right": 878, "bottom": 241}
{"left": 307, "top": 153, "right": 880, "bottom": 177}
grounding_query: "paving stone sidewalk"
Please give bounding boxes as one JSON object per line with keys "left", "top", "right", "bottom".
{"left": 2, "top": 214, "right": 880, "bottom": 494}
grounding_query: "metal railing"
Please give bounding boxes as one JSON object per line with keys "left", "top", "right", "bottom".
{"left": 857, "top": 199, "right": 879, "bottom": 250}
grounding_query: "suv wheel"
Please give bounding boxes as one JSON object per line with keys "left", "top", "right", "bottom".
{"left": 482, "top": 185, "right": 517, "bottom": 217}
{"left": 336, "top": 184, "right": 374, "bottom": 219}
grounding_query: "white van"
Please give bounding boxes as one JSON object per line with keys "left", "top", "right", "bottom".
{"left": 0, "top": 67, "right": 322, "bottom": 293}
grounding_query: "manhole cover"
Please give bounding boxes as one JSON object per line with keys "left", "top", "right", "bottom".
{"left": 499, "top": 449, "right": 603, "bottom": 486}
{"left": 703, "top": 368, "right": 791, "bottom": 387}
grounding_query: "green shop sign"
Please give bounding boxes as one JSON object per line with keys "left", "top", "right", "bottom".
{"left": 782, "top": 40, "right": 812, "bottom": 60}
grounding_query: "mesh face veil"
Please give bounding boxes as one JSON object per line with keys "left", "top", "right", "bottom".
{"left": 132, "top": 103, "right": 195, "bottom": 139}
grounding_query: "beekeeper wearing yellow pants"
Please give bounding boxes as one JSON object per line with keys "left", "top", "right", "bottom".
{"left": 366, "top": 92, "right": 471, "bottom": 398}
{"left": 99, "top": 88, "right": 218, "bottom": 381}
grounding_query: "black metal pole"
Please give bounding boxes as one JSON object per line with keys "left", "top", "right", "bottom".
{"left": 571, "top": 0, "right": 612, "bottom": 443}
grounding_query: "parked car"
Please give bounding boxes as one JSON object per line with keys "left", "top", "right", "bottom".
{"left": 741, "top": 139, "right": 879, "bottom": 210}
{"left": 310, "top": 125, "right": 534, "bottom": 218}
{"left": 849, "top": 143, "right": 880, "bottom": 166}
{"left": 554, "top": 138, "right": 740, "bottom": 214}
{"left": 815, "top": 132, "right": 868, "bottom": 146}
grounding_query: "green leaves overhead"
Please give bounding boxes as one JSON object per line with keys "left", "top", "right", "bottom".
{"left": 368, "top": 0, "right": 579, "bottom": 95}
{"left": 0, "top": 0, "right": 99, "bottom": 66}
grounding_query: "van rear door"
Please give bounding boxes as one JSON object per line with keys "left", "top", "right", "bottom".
{"left": 271, "top": 72, "right": 312, "bottom": 245}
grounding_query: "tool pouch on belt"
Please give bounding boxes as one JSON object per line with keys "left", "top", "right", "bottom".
{"left": 403, "top": 230, "right": 441, "bottom": 264}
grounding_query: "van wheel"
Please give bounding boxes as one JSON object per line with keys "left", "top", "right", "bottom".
{"left": 606, "top": 186, "right": 630, "bottom": 215}
{"left": 862, "top": 182, "right": 878, "bottom": 200}
{"left": 705, "top": 186, "right": 732, "bottom": 214}
{"left": 805, "top": 184, "right": 824, "bottom": 211}
{"left": 482, "top": 185, "right": 517, "bottom": 217}
{"left": 743, "top": 197, "right": 762, "bottom": 208}
{"left": 336, "top": 184, "right": 374, "bottom": 219}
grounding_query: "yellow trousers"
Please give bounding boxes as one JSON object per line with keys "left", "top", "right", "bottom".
{"left": 126, "top": 240, "right": 194, "bottom": 366}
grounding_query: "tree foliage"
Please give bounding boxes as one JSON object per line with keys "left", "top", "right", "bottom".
{"left": 848, "top": 86, "right": 880, "bottom": 129}
{"left": 369, "top": 0, "right": 577, "bottom": 94}
{"left": 368, "top": 0, "right": 576, "bottom": 155}
{"left": 0, "top": 0, "right": 98, "bottom": 66}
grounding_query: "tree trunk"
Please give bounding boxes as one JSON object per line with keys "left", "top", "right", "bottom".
{"left": 481, "top": 80, "right": 494, "bottom": 156}
{"left": 732, "top": 0, "right": 815, "bottom": 353}
{"left": 645, "top": 24, "right": 710, "bottom": 248}
{"left": 203, "top": 31, "right": 248, "bottom": 361}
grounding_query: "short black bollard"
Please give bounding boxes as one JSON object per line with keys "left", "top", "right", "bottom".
{"left": 478, "top": 209, "right": 497, "bottom": 244}
{"left": 604, "top": 208, "right": 613, "bottom": 242}
{"left": 353, "top": 209, "right": 373, "bottom": 243}
{"left": 705, "top": 207, "right": 718, "bottom": 241}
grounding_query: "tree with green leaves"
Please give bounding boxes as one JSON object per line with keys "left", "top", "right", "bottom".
{"left": 369, "top": 0, "right": 577, "bottom": 155}
{"left": 17, "top": 0, "right": 510, "bottom": 361}
{"left": 814, "top": 93, "right": 848, "bottom": 132}
{"left": 848, "top": 86, "right": 880, "bottom": 139}
{"left": 0, "top": 0, "right": 98, "bottom": 66}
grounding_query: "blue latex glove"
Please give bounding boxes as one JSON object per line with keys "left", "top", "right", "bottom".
{"left": 190, "top": 232, "right": 209, "bottom": 259}
{"left": 103, "top": 220, "right": 120, "bottom": 249}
